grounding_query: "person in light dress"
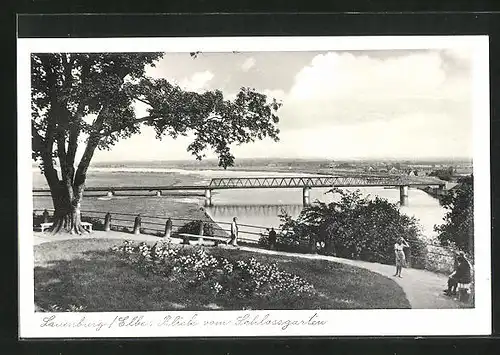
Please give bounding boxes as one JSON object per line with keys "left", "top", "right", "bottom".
{"left": 228, "top": 216, "right": 239, "bottom": 247}
{"left": 394, "top": 237, "right": 410, "bottom": 278}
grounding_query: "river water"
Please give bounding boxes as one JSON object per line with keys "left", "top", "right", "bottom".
{"left": 32, "top": 167, "right": 446, "bottom": 242}
{"left": 206, "top": 185, "right": 445, "bottom": 241}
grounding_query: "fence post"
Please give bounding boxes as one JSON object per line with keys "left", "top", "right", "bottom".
{"left": 133, "top": 214, "right": 141, "bottom": 235}
{"left": 198, "top": 221, "right": 204, "bottom": 244}
{"left": 42, "top": 209, "right": 49, "bottom": 223}
{"left": 104, "top": 212, "right": 111, "bottom": 232}
{"left": 164, "top": 218, "right": 172, "bottom": 239}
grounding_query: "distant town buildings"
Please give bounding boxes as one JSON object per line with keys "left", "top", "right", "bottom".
{"left": 322, "top": 159, "right": 472, "bottom": 182}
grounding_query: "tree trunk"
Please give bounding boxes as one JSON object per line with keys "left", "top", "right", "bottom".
{"left": 49, "top": 182, "right": 88, "bottom": 235}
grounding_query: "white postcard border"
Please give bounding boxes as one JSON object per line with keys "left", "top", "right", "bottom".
{"left": 18, "top": 35, "right": 491, "bottom": 338}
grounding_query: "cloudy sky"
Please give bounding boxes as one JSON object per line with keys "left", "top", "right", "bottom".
{"left": 93, "top": 48, "right": 473, "bottom": 162}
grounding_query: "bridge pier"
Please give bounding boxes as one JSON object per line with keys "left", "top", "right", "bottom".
{"left": 204, "top": 189, "right": 212, "bottom": 207}
{"left": 399, "top": 185, "right": 409, "bottom": 206}
{"left": 303, "top": 187, "right": 311, "bottom": 206}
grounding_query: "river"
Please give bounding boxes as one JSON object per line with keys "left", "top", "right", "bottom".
{"left": 32, "top": 167, "right": 446, "bottom": 242}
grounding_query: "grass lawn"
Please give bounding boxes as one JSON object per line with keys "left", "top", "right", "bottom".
{"left": 34, "top": 238, "right": 410, "bottom": 311}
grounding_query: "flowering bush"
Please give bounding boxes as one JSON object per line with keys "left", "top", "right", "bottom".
{"left": 111, "top": 241, "right": 316, "bottom": 303}
{"left": 45, "top": 304, "right": 86, "bottom": 312}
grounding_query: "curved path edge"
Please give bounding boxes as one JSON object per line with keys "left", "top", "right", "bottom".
{"left": 236, "top": 246, "right": 465, "bottom": 309}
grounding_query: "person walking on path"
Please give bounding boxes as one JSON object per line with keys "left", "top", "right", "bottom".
{"left": 268, "top": 228, "right": 277, "bottom": 250}
{"left": 394, "top": 237, "right": 410, "bottom": 278}
{"left": 228, "top": 216, "right": 239, "bottom": 246}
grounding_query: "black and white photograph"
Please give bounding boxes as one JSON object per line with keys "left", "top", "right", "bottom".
{"left": 18, "top": 36, "right": 491, "bottom": 337}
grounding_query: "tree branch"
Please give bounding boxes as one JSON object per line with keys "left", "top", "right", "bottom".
{"left": 67, "top": 58, "right": 90, "bottom": 169}
{"left": 133, "top": 115, "right": 152, "bottom": 124}
{"left": 134, "top": 96, "right": 151, "bottom": 106}
{"left": 56, "top": 130, "right": 75, "bottom": 201}
{"left": 31, "top": 121, "right": 44, "bottom": 155}
{"left": 74, "top": 108, "right": 107, "bottom": 186}
{"left": 38, "top": 55, "right": 59, "bottom": 174}
{"left": 56, "top": 131, "right": 68, "bottom": 174}
{"left": 66, "top": 117, "right": 80, "bottom": 170}
{"left": 103, "top": 115, "right": 152, "bottom": 135}
{"left": 74, "top": 68, "right": 148, "bottom": 186}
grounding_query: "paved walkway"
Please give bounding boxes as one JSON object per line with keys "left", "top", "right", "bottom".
{"left": 236, "top": 246, "right": 465, "bottom": 309}
{"left": 33, "top": 231, "right": 466, "bottom": 309}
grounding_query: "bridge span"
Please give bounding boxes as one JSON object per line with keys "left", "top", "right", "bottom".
{"left": 32, "top": 175, "right": 445, "bottom": 207}
{"left": 205, "top": 175, "right": 445, "bottom": 206}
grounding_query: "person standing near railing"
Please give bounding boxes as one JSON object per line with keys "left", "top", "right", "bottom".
{"left": 268, "top": 228, "right": 277, "bottom": 250}
{"left": 228, "top": 216, "right": 239, "bottom": 247}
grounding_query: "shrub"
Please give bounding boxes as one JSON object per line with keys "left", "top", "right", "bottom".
{"left": 273, "top": 209, "right": 313, "bottom": 254}
{"left": 177, "top": 220, "right": 215, "bottom": 236}
{"left": 258, "top": 234, "right": 270, "bottom": 248}
{"left": 275, "top": 189, "right": 428, "bottom": 268}
{"left": 81, "top": 216, "right": 105, "bottom": 231}
{"left": 33, "top": 213, "right": 46, "bottom": 226}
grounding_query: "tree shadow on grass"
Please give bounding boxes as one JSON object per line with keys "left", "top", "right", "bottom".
{"left": 34, "top": 250, "right": 195, "bottom": 312}
{"left": 35, "top": 249, "right": 411, "bottom": 312}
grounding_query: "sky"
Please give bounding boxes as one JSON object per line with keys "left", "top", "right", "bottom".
{"left": 91, "top": 47, "right": 473, "bottom": 162}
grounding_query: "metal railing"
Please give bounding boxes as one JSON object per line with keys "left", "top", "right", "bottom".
{"left": 33, "top": 208, "right": 269, "bottom": 244}
{"left": 32, "top": 208, "right": 460, "bottom": 272}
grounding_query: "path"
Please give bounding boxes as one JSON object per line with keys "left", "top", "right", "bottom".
{"left": 33, "top": 231, "right": 466, "bottom": 309}
{"left": 235, "top": 246, "right": 465, "bottom": 309}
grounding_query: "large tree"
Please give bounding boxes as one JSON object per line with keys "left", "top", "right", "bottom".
{"left": 32, "top": 53, "right": 282, "bottom": 234}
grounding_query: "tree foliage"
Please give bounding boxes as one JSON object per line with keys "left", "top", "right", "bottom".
{"left": 428, "top": 166, "right": 455, "bottom": 181}
{"left": 276, "top": 189, "right": 427, "bottom": 267}
{"left": 434, "top": 175, "right": 474, "bottom": 252}
{"left": 128, "top": 77, "right": 281, "bottom": 167}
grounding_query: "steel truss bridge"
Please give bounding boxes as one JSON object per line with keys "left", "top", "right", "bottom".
{"left": 207, "top": 175, "right": 445, "bottom": 189}
{"left": 32, "top": 175, "right": 445, "bottom": 194}
{"left": 32, "top": 175, "right": 445, "bottom": 206}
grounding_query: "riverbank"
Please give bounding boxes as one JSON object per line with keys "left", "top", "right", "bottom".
{"left": 417, "top": 186, "right": 446, "bottom": 203}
